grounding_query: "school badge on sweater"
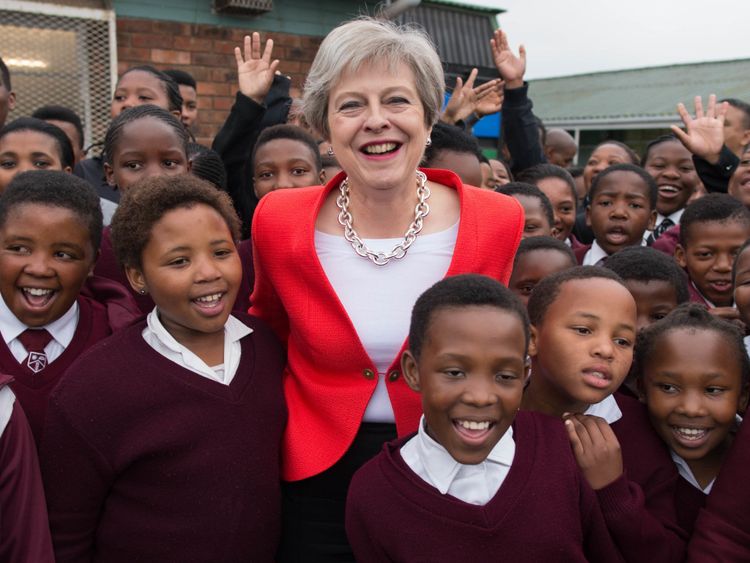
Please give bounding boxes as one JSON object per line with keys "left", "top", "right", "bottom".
{"left": 18, "top": 329, "right": 53, "bottom": 373}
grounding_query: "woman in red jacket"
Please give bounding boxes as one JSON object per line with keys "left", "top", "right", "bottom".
{"left": 248, "top": 17, "right": 524, "bottom": 561}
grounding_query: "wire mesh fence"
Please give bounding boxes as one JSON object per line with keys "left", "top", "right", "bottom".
{"left": 0, "top": 4, "right": 116, "bottom": 152}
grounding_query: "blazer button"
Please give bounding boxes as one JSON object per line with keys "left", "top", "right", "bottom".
{"left": 388, "top": 370, "right": 399, "bottom": 382}
{"left": 363, "top": 368, "right": 375, "bottom": 380}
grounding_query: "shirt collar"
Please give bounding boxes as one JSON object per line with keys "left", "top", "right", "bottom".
{"left": 0, "top": 294, "right": 78, "bottom": 347}
{"left": 146, "top": 308, "right": 251, "bottom": 362}
{"left": 413, "top": 415, "right": 514, "bottom": 494}
{"left": 671, "top": 451, "right": 713, "bottom": 494}
{"left": 657, "top": 208, "right": 684, "bottom": 226}
{"left": 582, "top": 240, "right": 610, "bottom": 266}
{"left": 584, "top": 394, "right": 623, "bottom": 424}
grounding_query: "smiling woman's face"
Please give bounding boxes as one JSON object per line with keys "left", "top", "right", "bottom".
{"left": 326, "top": 61, "right": 430, "bottom": 195}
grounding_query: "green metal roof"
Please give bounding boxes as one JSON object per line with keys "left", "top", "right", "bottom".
{"left": 528, "top": 58, "right": 750, "bottom": 130}
{"left": 425, "top": 0, "right": 504, "bottom": 14}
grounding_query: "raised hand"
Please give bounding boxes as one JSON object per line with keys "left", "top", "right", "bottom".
{"left": 234, "top": 32, "right": 280, "bottom": 105}
{"left": 490, "top": 29, "right": 526, "bottom": 89}
{"left": 475, "top": 81, "right": 504, "bottom": 118}
{"left": 565, "top": 413, "right": 623, "bottom": 490}
{"left": 442, "top": 68, "right": 503, "bottom": 124}
{"left": 671, "top": 95, "right": 727, "bottom": 164}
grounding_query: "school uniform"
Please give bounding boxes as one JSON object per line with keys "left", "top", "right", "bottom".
{"left": 0, "top": 374, "right": 54, "bottom": 563}
{"left": 39, "top": 311, "right": 286, "bottom": 563}
{"left": 687, "top": 282, "right": 713, "bottom": 308}
{"left": 651, "top": 224, "right": 681, "bottom": 258}
{"left": 346, "top": 410, "right": 623, "bottom": 562}
{"left": 593, "top": 392, "right": 688, "bottom": 562}
{"left": 644, "top": 209, "right": 685, "bottom": 245}
{"left": 0, "top": 292, "right": 122, "bottom": 443}
{"left": 689, "top": 410, "right": 750, "bottom": 560}
{"left": 577, "top": 240, "right": 647, "bottom": 266}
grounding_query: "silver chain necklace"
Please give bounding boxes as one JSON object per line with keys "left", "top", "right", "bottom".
{"left": 336, "top": 170, "right": 431, "bottom": 266}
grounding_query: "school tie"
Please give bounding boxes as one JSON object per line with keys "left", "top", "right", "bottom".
{"left": 648, "top": 217, "right": 675, "bottom": 244}
{"left": 18, "top": 329, "right": 54, "bottom": 374}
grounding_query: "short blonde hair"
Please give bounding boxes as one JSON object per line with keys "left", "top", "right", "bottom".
{"left": 303, "top": 17, "right": 445, "bottom": 140}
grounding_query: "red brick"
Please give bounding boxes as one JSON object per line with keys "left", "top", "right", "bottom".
{"left": 193, "top": 25, "right": 232, "bottom": 40}
{"left": 213, "top": 40, "right": 238, "bottom": 55}
{"left": 118, "top": 46, "right": 150, "bottom": 61}
{"left": 173, "top": 36, "right": 213, "bottom": 53}
{"left": 192, "top": 52, "right": 230, "bottom": 67}
{"left": 116, "top": 18, "right": 151, "bottom": 33}
{"left": 151, "top": 49, "right": 191, "bottom": 65}
{"left": 153, "top": 21, "right": 189, "bottom": 36}
{"left": 186, "top": 67, "right": 212, "bottom": 82}
{"left": 280, "top": 60, "right": 302, "bottom": 73}
{"left": 212, "top": 96, "right": 234, "bottom": 111}
{"left": 132, "top": 34, "right": 174, "bottom": 49}
{"left": 196, "top": 81, "right": 231, "bottom": 96}
{"left": 116, "top": 31, "right": 131, "bottom": 47}
{"left": 211, "top": 68, "right": 237, "bottom": 83}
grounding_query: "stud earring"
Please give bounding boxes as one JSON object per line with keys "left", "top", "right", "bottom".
{"left": 327, "top": 146, "right": 334, "bottom": 157}
{"left": 138, "top": 288, "right": 147, "bottom": 295}
{"left": 425, "top": 137, "right": 432, "bottom": 147}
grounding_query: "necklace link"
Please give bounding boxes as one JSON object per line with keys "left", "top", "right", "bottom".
{"left": 336, "top": 171, "right": 431, "bottom": 266}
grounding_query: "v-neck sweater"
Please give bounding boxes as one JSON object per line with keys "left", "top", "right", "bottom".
{"left": 39, "top": 313, "right": 286, "bottom": 563}
{"left": 345, "top": 410, "right": 623, "bottom": 562}
{"left": 250, "top": 168, "right": 524, "bottom": 481}
{"left": 1, "top": 295, "right": 113, "bottom": 443}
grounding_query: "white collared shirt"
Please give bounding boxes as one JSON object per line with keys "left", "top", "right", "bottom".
{"left": 0, "top": 385, "right": 15, "bottom": 437}
{"left": 142, "top": 308, "right": 251, "bottom": 385}
{"left": 671, "top": 451, "right": 713, "bottom": 494}
{"left": 643, "top": 209, "right": 684, "bottom": 243}
{"left": 0, "top": 295, "right": 79, "bottom": 363}
{"left": 582, "top": 240, "right": 646, "bottom": 266}
{"left": 400, "top": 415, "right": 515, "bottom": 506}
{"left": 584, "top": 394, "right": 623, "bottom": 424}
{"left": 582, "top": 240, "right": 610, "bottom": 266}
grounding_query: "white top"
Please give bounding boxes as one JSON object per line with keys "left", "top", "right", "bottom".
{"left": 584, "top": 394, "right": 623, "bottom": 424}
{"left": 744, "top": 335, "right": 750, "bottom": 358}
{"left": 0, "top": 385, "right": 15, "bottom": 437}
{"left": 100, "top": 198, "right": 117, "bottom": 227}
{"left": 0, "top": 295, "right": 79, "bottom": 363}
{"left": 141, "top": 308, "right": 251, "bottom": 385}
{"left": 643, "top": 209, "right": 684, "bottom": 243}
{"left": 671, "top": 451, "right": 713, "bottom": 494}
{"left": 401, "top": 415, "right": 515, "bottom": 505}
{"left": 583, "top": 239, "right": 647, "bottom": 266}
{"left": 582, "top": 240, "right": 610, "bottom": 266}
{"left": 315, "top": 222, "right": 458, "bottom": 423}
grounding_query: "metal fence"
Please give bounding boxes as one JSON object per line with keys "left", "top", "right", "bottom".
{"left": 0, "top": 1, "right": 117, "bottom": 150}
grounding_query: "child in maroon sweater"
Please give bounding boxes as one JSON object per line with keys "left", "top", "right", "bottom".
{"left": 0, "top": 170, "right": 134, "bottom": 443}
{"left": 346, "top": 275, "right": 622, "bottom": 562}
{"left": 0, "top": 373, "right": 53, "bottom": 562}
{"left": 40, "top": 174, "right": 286, "bottom": 562}
{"left": 522, "top": 266, "right": 687, "bottom": 561}
{"left": 635, "top": 304, "right": 748, "bottom": 537}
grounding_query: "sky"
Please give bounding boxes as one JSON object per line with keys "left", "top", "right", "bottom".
{"left": 453, "top": 0, "right": 750, "bottom": 80}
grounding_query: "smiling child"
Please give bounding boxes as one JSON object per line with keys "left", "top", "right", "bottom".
{"left": 39, "top": 174, "right": 286, "bottom": 562}
{"left": 522, "top": 266, "right": 687, "bottom": 561}
{"left": 636, "top": 304, "right": 748, "bottom": 536}
{"left": 497, "top": 182, "right": 555, "bottom": 239}
{"left": 675, "top": 194, "right": 750, "bottom": 315}
{"left": 346, "top": 274, "right": 621, "bottom": 561}
{"left": 0, "top": 170, "right": 128, "bottom": 442}
{"left": 509, "top": 236, "right": 577, "bottom": 307}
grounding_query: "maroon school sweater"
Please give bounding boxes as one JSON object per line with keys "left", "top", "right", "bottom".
{"left": 2, "top": 295, "right": 115, "bottom": 443}
{"left": 346, "top": 410, "right": 624, "bottom": 563}
{"left": 39, "top": 313, "right": 286, "bottom": 563}
{"left": 0, "top": 375, "right": 54, "bottom": 563}
{"left": 598, "top": 393, "right": 687, "bottom": 562}
{"left": 688, "top": 417, "right": 750, "bottom": 561}
{"left": 674, "top": 476, "right": 706, "bottom": 538}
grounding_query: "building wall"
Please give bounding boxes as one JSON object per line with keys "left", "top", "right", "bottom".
{"left": 116, "top": 16, "right": 322, "bottom": 145}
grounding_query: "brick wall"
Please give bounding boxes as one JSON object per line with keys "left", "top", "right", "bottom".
{"left": 116, "top": 17, "right": 322, "bottom": 146}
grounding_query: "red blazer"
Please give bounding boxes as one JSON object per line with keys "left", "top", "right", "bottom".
{"left": 250, "top": 168, "right": 524, "bottom": 481}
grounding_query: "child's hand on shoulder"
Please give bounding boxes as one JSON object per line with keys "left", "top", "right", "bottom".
{"left": 564, "top": 413, "right": 623, "bottom": 490}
